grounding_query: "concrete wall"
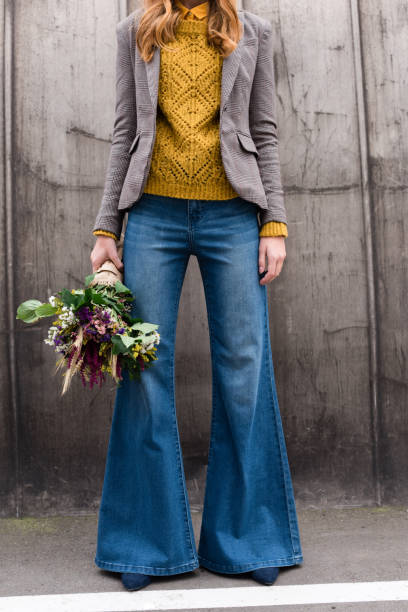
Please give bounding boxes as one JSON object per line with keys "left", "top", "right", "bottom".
{"left": 1, "top": 0, "right": 407, "bottom": 517}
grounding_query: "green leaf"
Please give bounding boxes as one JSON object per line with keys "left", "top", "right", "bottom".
{"left": 121, "top": 335, "right": 136, "bottom": 349}
{"left": 90, "top": 292, "right": 104, "bottom": 305}
{"left": 102, "top": 297, "right": 119, "bottom": 308}
{"left": 111, "top": 334, "right": 136, "bottom": 355}
{"left": 84, "top": 287, "right": 93, "bottom": 302}
{"left": 85, "top": 272, "right": 96, "bottom": 286}
{"left": 58, "top": 289, "right": 89, "bottom": 312}
{"left": 115, "top": 280, "right": 132, "bottom": 295}
{"left": 16, "top": 299, "right": 43, "bottom": 323}
{"left": 36, "top": 303, "right": 58, "bottom": 317}
{"left": 111, "top": 336, "right": 124, "bottom": 355}
{"left": 131, "top": 322, "right": 159, "bottom": 333}
{"left": 58, "top": 289, "right": 77, "bottom": 308}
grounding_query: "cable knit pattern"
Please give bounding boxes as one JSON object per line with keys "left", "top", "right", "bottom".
{"left": 93, "top": 0, "right": 287, "bottom": 240}
{"left": 143, "top": 18, "right": 239, "bottom": 200}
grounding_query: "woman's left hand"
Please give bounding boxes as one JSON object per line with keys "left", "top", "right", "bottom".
{"left": 258, "top": 236, "right": 286, "bottom": 285}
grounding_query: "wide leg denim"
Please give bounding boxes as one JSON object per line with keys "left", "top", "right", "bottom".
{"left": 94, "top": 193, "right": 303, "bottom": 576}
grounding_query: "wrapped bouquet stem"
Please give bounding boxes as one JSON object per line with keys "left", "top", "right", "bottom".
{"left": 16, "top": 240, "right": 160, "bottom": 395}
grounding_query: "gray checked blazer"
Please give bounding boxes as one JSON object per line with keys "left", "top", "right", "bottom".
{"left": 93, "top": 6, "right": 287, "bottom": 238}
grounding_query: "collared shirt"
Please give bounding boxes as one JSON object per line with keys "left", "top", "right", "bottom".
{"left": 174, "top": 0, "right": 209, "bottom": 21}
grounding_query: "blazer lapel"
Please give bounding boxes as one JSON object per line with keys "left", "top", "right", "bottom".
{"left": 143, "top": 11, "right": 244, "bottom": 114}
{"left": 220, "top": 39, "right": 242, "bottom": 111}
{"left": 144, "top": 45, "right": 161, "bottom": 114}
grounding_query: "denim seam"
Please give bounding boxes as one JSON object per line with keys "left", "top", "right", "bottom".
{"left": 187, "top": 199, "right": 193, "bottom": 252}
{"left": 197, "top": 553, "right": 303, "bottom": 570}
{"left": 95, "top": 557, "right": 199, "bottom": 572}
{"left": 196, "top": 258, "right": 219, "bottom": 556}
{"left": 170, "top": 256, "right": 198, "bottom": 562}
{"left": 263, "top": 288, "right": 302, "bottom": 557}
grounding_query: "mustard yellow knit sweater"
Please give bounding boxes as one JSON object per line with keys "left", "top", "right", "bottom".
{"left": 94, "top": 0, "right": 287, "bottom": 240}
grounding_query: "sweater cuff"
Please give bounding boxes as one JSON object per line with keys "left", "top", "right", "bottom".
{"left": 93, "top": 229, "right": 119, "bottom": 240}
{"left": 259, "top": 221, "right": 288, "bottom": 238}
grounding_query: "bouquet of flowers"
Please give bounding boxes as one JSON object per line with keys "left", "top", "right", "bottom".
{"left": 16, "top": 247, "right": 160, "bottom": 395}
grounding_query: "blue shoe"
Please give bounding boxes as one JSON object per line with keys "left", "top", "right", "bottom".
{"left": 121, "top": 572, "right": 151, "bottom": 591}
{"left": 251, "top": 566, "right": 279, "bottom": 585}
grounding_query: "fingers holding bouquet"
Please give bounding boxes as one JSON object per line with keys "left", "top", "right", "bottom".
{"left": 91, "top": 234, "right": 124, "bottom": 274}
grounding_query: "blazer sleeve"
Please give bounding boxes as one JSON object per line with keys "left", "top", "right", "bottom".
{"left": 249, "top": 21, "right": 287, "bottom": 226}
{"left": 92, "top": 18, "right": 137, "bottom": 238}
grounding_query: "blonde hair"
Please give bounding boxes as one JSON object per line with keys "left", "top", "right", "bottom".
{"left": 135, "top": 0, "right": 243, "bottom": 62}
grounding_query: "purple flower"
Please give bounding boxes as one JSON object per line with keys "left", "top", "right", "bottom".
{"left": 100, "top": 310, "right": 111, "bottom": 324}
{"left": 77, "top": 306, "right": 92, "bottom": 323}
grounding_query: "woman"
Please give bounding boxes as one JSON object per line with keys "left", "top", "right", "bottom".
{"left": 90, "top": 0, "right": 303, "bottom": 592}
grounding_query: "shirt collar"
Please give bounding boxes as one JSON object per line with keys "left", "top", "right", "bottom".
{"left": 174, "top": 0, "right": 209, "bottom": 21}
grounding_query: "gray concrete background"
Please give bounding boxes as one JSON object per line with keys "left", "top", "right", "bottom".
{"left": 1, "top": 0, "right": 407, "bottom": 518}
{"left": 1, "top": 506, "right": 408, "bottom": 610}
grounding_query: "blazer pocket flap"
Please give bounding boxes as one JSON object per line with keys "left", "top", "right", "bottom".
{"left": 237, "top": 132, "right": 259, "bottom": 157}
{"left": 129, "top": 132, "right": 141, "bottom": 155}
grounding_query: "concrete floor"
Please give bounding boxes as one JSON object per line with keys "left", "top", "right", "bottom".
{"left": 1, "top": 505, "right": 408, "bottom": 611}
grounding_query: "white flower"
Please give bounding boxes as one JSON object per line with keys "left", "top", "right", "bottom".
{"left": 57, "top": 306, "right": 77, "bottom": 328}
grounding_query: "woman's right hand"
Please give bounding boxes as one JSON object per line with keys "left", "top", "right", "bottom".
{"left": 90, "top": 236, "right": 124, "bottom": 273}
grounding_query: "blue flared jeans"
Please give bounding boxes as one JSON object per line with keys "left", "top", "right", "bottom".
{"left": 94, "top": 193, "right": 303, "bottom": 576}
